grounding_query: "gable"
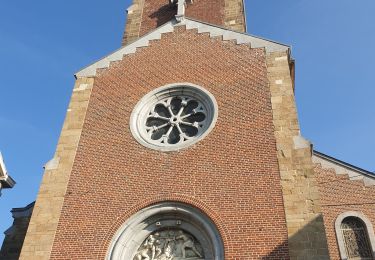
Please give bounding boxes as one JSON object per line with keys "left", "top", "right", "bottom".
{"left": 313, "top": 150, "right": 375, "bottom": 186}
{"left": 75, "top": 18, "right": 289, "bottom": 78}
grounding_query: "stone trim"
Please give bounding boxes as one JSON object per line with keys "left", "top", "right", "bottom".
{"left": 335, "top": 211, "right": 375, "bottom": 260}
{"left": 129, "top": 83, "right": 218, "bottom": 152}
{"left": 19, "top": 78, "right": 95, "bottom": 259}
{"left": 224, "top": 0, "right": 246, "bottom": 32}
{"left": 43, "top": 157, "right": 60, "bottom": 171}
{"left": 106, "top": 202, "right": 224, "bottom": 260}
{"left": 267, "top": 52, "right": 329, "bottom": 259}
{"left": 75, "top": 18, "right": 289, "bottom": 78}
{"left": 313, "top": 151, "right": 375, "bottom": 186}
{"left": 98, "top": 195, "right": 230, "bottom": 259}
{"left": 122, "top": 0, "right": 146, "bottom": 45}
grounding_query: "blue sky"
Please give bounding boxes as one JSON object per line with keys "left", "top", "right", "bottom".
{"left": 0, "top": 0, "right": 374, "bottom": 243}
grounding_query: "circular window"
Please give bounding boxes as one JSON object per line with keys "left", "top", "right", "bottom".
{"left": 130, "top": 83, "right": 218, "bottom": 151}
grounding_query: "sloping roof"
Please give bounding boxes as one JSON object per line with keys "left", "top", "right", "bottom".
{"left": 313, "top": 150, "right": 375, "bottom": 186}
{"left": 75, "top": 17, "right": 290, "bottom": 78}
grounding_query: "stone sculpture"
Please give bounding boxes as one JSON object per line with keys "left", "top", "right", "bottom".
{"left": 175, "top": 231, "right": 203, "bottom": 258}
{"left": 134, "top": 234, "right": 161, "bottom": 260}
{"left": 134, "top": 229, "right": 204, "bottom": 260}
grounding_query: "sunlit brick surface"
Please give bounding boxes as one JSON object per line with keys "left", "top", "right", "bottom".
{"left": 316, "top": 165, "right": 375, "bottom": 260}
{"left": 123, "top": 0, "right": 245, "bottom": 45}
{"left": 50, "top": 27, "right": 289, "bottom": 259}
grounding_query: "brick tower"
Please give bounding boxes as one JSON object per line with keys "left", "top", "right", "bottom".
{"left": 123, "top": 0, "right": 246, "bottom": 44}
{"left": 20, "top": 1, "right": 329, "bottom": 259}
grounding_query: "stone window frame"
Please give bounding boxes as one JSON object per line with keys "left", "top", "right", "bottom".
{"left": 335, "top": 211, "right": 375, "bottom": 260}
{"left": 130, "top": 83, "right": 218, "bottom": 152}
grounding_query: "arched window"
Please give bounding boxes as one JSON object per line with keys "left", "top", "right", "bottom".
{"left": 341, "top": 217, "right": 373, "bottom": 259}
{"left": 335, "top": 212, "right": 375, "bottom": 260}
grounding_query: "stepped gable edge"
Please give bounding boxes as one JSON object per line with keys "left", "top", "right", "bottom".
{"left": 313, "top": 150, "right": 375, "bottom": 186}
{"left": 75, "top": 18, "right": 290, "bottom": 78}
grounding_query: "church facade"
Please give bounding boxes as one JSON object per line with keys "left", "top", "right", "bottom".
{"left": 2, "top": 1, "right": 375, "bottom": 259}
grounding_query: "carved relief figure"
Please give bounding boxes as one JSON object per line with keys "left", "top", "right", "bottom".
{"left": 134, "top": 233, "right": 161, "bottom": 260}
{"left": 134, "top": 229, "right": 204, "bottom": 260}
{"left": 175, "top": 231, "right": 202, "bottom": 258}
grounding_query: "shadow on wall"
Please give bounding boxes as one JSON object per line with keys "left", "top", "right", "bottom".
{"left": 149, "top": 4, "right": 177, "bottom": 28}
{"left": 263, "top": 214, "right": 330, "bottom": 260}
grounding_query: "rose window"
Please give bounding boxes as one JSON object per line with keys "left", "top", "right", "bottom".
{"left": 130, "top": 84, "right": 218, "bottom": 151}
{"left": 146, "top": 96, "right": 206, "bottom": 145}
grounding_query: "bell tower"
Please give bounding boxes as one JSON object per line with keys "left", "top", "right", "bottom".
{"left": 122, "top": 0, "right": 246, "bottom": 44}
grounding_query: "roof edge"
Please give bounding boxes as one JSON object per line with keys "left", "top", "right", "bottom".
{"left": 184, "top": 17, "right": 290, "bottom": 48}
{"left": 313, "top": 150, "right": 374, "bottom": 179}
{"left": 75, "top": 17, "right": 290, "bottom": 78}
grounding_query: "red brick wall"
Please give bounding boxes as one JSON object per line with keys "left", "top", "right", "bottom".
{"left": 316, "top": 165, "right": 375, "bottom": 259}
{"left": 50, "top": 27, "right": 289, "bottom": 259}
{"left": 139, "top": 0, "right": 225, "bottom": 37}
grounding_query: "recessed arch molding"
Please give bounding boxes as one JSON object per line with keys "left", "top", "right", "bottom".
{"left": 106, "top": 202, "right": 224, "bottom": 260}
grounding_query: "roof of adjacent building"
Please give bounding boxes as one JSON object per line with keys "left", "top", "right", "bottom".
{"left": 11, "top": 202, "right": 35, "bottom": 218}
{"left": 313, "top": 150, "right": 375, "bottom": 186}
{"left": 0, "top": 151, "right": 16, "bottom": 190}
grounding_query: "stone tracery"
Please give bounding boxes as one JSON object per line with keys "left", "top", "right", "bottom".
{"left": 145, "top": 96, "right": 207, "bottom": 145}
{"left": 130, "top": 83, "right": 218, "bottom": 151}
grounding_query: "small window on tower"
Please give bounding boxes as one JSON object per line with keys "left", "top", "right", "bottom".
{"left": 130, "top": 83, "right": 218, "bottom": 151}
